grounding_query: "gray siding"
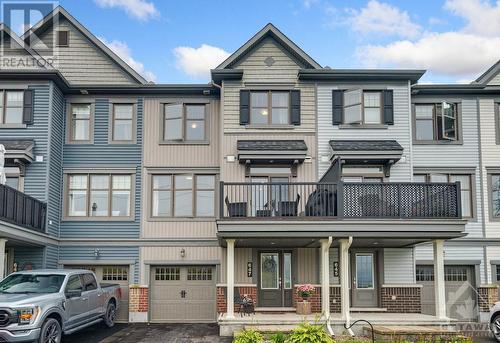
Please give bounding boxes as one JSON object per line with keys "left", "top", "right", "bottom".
{"left": 317, "top": 83, "right": 412, "bottom": 181}
{"left": 44, "top": 245, "right": 59, "bottom": 269}
{"left": 487, "top": 73, "right": 500, "bottom": 86}
{"left": 59, "top": 246, "right": 139, "bottom": 283}
{"left": 14, "top": 246, "right": 44, "bottom": 270}
{"left": 61, "top": 98, "right": 142, "bottom": 238}
{"left": 384, "top": 248, "right": 415, "bottom": 284}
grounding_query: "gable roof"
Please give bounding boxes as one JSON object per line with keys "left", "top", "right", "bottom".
{"left": 473, "top": 59, "right": 500, "bottom": 85}
{"left": 22, "top": 6, "right": 148, "bottom": 84}
{"left": 216, "top": 23, "right": 321, "bottom": 70}
{"left": 0, "top": 23, "right": 53, "bottom": 70}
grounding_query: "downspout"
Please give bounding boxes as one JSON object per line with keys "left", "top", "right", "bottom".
{"left": 344, "top": 237, "right": 354, "bottom": 337}
{"left": 324, "top": 236, "right": 334, "bottom": 336}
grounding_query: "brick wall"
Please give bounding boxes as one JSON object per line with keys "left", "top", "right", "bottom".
{"left": 381, "top": 286, "right": 421, "bottom": 313}
{"left": 129, "top": 286, "right": 149, "bottom": 312}
{"left": 217, "top": 286, "right": 257, "bottom": 313}
{"left": 293, "top": 285, "right": 321, "bottom": 313}
{"left": 330, "top": 286, "right": 341, "bottom": 313}
{"left": 478, "top": 286, "right": 499, "bottom": 312}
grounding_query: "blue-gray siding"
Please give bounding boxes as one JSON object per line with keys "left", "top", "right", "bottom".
{"left": 14, "top": 246, "right": 44, "bottom": 270}
{"left": 60, "top": 98, "right": 142, "bottom": 238}
{"left": 59, "top": 246, "right": 139, "bottom": 283}
{"left": 44, "top": 245, "right": 59, "bottom": 269}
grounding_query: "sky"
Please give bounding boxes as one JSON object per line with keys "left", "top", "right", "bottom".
{"left": 45, "top": 0, "right": 500, "bottom": 84}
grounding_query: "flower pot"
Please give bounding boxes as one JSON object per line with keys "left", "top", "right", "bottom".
{"left": 296, "top": 301, "right": 312, "bottom": 315}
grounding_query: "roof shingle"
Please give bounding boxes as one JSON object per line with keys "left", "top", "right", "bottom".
{"left": 238, "top": 140, "right": 308, "bottom": 151}
{"left": 329, "top": 140, "right": 403, "bottom": 152}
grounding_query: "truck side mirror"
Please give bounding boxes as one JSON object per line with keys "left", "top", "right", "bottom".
{"left": 65, "top": 289, "right": 82, "bottom": 299}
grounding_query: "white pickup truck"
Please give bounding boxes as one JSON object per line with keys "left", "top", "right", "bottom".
{"left": 0, "top": 269, "right": 122, "bottom": 342}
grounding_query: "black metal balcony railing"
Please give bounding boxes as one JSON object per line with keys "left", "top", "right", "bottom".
{"left": 0, "top": 184, "right": 46, "bottom": 232}
{"left": 220, "top": 181, "right": 461, "bottom": 220}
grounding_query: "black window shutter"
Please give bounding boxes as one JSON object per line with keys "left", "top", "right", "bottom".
{"left": 332, "top": 90, "right": 344, "bottom": 125}
{"left": 22, "top": 89, "right": 34, "bottom": 124}
{"left": 239, "top": 90, "right": 250, "bottom": 125}
{"left": 383, "top": 90, "right": 394, "bottom": 125}
{"left": 290, "top": 90, "right": 300, "bottom": 125}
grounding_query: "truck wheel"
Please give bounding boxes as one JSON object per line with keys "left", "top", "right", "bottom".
{"left": 39, "top": 318, "right": 62, "bottom": 343}
{"left": 104, "top": 302, "right": 116, "bottom": 328}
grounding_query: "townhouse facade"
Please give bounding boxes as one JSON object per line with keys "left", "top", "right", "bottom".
{"left": 0, "top": 5, "right": 500, "bottom": 335}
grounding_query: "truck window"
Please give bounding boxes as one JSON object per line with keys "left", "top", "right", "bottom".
{"left": 66, "top": 275, "right": 83, "bottom": 292}
{"left": 0, "top": 274, "right": 65, "bottom": 294}
{"left": 82, "top": 273, "right": 97, "bottom": 291}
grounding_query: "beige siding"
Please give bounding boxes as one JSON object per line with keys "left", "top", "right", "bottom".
{"left": 0, "top": 35, "right": 46, "bottom": 70}
{"left": 221, "top": 133, "right": 316, "bottom": 182}
{"left": 487, "top": 73, "right": 500, "bottom": 86}
{"left": 141, "top": 221, "right": 216, "bottom": 239}
{"left": 34, "top": 18, "right": 137, "bottom": 84}
{"left": 296, "top": 248, "right": 318, "bottom": 284}
{"left": 220, "top": 248, "right": 254, "bottom": 284}
{"left": 142, "top": 98, "right": 220, "bottom": 167}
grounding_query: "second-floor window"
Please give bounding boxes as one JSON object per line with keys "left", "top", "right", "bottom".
{"left": 164, "top": 104, "right": 206, "bottom": 142}
{"left": 70, "top": 104, "right": 92, "bottom": 142}
{"left": 250, "top": 91, "right": 289, "bottom": 125}
{"left": 414, "top": 102, "right": 458, "bottom": 142}
{"left": 414, "top": 173, "right": 472, "bottom": 218}
{"left": 344, "top": 90, "right": 382, "bottom": 125}
{"left": 67, "top": 174, "right": 132, "bottom": 218}
{"left": 151, "top": 174, "right": 215, "bottom": 218}
{"left": 112, "top": 104, "right": 134, "bottom": 142}
{"left": 0, "top": 91, "right": 24, "bottom": 124}
{"left": 490, "top": 174, "right": 500, "bottom": 219}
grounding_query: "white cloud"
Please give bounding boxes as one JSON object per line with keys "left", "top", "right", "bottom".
{"left": 94, "top": 0, "right": 159, "bottom": 21}
{"left": 303, "top": 0, "right": 319, "bottom": 9}
{"left": 173, "top": 44, "right": 230, "bottom": 80}
{"left": 99, "top": 37, "right": 156, "bottom": 82}
{"left": 346, "top": 0, "right": 421, "bottom": 39}
{"left": 353, "top": 0, "right": 500, "bottom": 80}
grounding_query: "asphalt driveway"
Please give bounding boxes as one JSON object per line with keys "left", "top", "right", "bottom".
{"left": 62, "top": 323, "right": 232, "bottom": 343}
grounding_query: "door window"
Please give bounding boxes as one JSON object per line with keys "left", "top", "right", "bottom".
{"left": 261, "top": 253, "right": 279, "bottom": 289}
{"left": 356, "top": 254, "right": 374, "bottom": 289}
{"left": 283, "top": 253, "right": 292, "bottom": 289}
{"left": 66, "top": 275, "right": 83, "bottom": 292}
{"left": 82, "top": 273, "right": 97, "bottom": 291}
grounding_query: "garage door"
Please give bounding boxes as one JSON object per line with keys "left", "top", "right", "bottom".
{"left": 150, "top": 266, "right": 216, "bottom": 322}
{"left": 417, "top": 265, "right": 477, "bottom": 321}
{"left": 65, "top": 265, "right": 130, "bottom": 322}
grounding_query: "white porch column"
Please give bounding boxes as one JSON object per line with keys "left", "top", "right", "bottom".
{"left": 433, "top": 239, "right": 447, "bottom": 320}
{"left": 226, "top": 239, "right": 235, "bottom": 318}
{"left": 0, "top": 239, "right": 7, "bottom": 280}
{"left": 339, "top": 237, "right": 352, "bottom": 323}
{"left": 320, "top": 237, "right": 332, "bottom": 317}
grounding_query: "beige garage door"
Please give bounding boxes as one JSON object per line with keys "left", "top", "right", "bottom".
{"left": 150, "top": 266, "right": 216, "bottom": 323}
{"left": 417, "top": 265, "right": 477, "bottom": 321}
{"left": 65, "top": 265, "right": 130, "bottom": 322}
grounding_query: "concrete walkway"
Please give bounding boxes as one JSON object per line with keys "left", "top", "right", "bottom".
{"left": 63, "top": 323, "right": 232, "bottom": 343}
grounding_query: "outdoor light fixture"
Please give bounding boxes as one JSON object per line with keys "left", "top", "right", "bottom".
{"left": 93, "top": 248, "right": 100, "bottom": 258}
{"left": 180, "top": 248, "right": 186, "bottom": 258}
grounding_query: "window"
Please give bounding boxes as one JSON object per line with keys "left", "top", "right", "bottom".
{"left": 343, "top": 90, "right": 382, "bottom": 125}
{"left": 496, "top": 265, "right": 500, "bottom": 282}
{"left": 151, "top": 174, "right": 215, "bottom": 218}
{"left": 414, "top": 102, "right": 458, "bottom": 142}
{"left": 164, "top": 104, "right": 206, "bottom": 142}
{"left": 187, "top": 267, "right": 212, "bottom": 281}
{"left": 250, "top": 91, "right": 290, "bottom": 125}
{"left": 102, "top": 267, "right": 128, "bottom": 281}
{"left": 342, "top": 165, "right": 384, "bottom": 182}
{"left": 70, "top": 104, "right": 91, "bottom": 142}
{"left": 65, "top": 275, "right": 83, "bottom": 292}
{"left": 445, "top": 266, "right": 468, "bottom": 282}
{"left": 416, "top": 266, "right": 434, "bottom": 282}
{"left": 112, "top": 104, "right": 134, "bottom": 142}
{"left": 56, "top": 30, "right": 69, "bottom": 47}
{"left": 82, "top": 273, "right": 97, "bottom": 291}
{"left": 5, "top": 176, "right": 19, "bottom": 190}
{"left": 414, "top": 173, "right": 473, "bottom": 218}
{"left": 490, "top": 174, "right": 500, "bottom": 219}
{"left": 0, "top": 91, "right": 24, "bottom": 124}
{"left": 155, "top": 267, "right": 180, "bottom": 281}
{"left": 67, "top": 173, "right": 132, "bottom": 218}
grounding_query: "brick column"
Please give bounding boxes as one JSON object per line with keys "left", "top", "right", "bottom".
{"left": 381, "top": 285, "right": 422, "bottom": 313}
{"left": 293, "top": 285, "right": 322, "bottom": 313}
{"left": 330, "top": 286, "right": 341, "bottom": 313}
{"left": 478, "top": 285, "right": 499, "bottom": 312}
{"left": 129, "top": 285, "right": 148, "bottom": 322}
{"left": 217, "top": 285, "right": 257, "bottom": 313}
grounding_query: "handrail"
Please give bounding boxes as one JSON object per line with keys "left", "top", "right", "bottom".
{"left": 0, "top": 184, "right": 46, "bottom": 232}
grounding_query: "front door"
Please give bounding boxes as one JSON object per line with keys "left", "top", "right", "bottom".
{"left": 258, "top": 251, "right": 293, "bottom": 307}
{"left": 351, "top": 252, "right": 378, "bottom": 307}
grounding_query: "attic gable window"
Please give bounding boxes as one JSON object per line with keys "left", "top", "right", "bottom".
{"left": 414, "top": 102, "right": 458, "bottom": 142}
{"left": 56, "top": 30, "right": 69, "bottom": 47}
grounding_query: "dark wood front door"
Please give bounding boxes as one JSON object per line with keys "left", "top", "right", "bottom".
{"left": 351, "top": 251, "right": 378, "bottom": 308}
{"left": 258, "top": 251, "right": 293, "bottom": 307}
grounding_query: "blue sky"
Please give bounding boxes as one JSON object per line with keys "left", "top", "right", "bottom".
{"left": 52, "top": 0, "right": 500, "bottom": 84}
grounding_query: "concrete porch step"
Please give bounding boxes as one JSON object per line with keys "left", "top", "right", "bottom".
{"left": 244, "top": 325, "right": 296, "bottom": 333}
{"left": 254, "top": 307, "right": 296, "bottom": 314}
{"left": 350, "top": 307, "right": 387, "bottom": 312}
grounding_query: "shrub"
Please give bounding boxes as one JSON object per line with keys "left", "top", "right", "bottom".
{"left": 233, "top": 329, "right": 264, "bottom": 343}
{"left": 287, "top": 322, "right": 335, "bottom": 343}
{"left": 270, "top": 332, "right": 287, "bottom": 343}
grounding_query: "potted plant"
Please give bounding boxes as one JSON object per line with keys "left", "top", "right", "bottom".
{"left": 296, "top": 284, "right": 315, "bottom": 315}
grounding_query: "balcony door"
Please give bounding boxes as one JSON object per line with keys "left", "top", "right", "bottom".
{"left": 250, "top": 176, "right": 289, "bottom": 216}
{"left": 258, "top": 251, "right": 293, "bottom": 307}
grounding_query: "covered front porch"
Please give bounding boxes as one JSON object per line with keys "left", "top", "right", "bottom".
{"left": 217, "top": 230, "right": 462, "bottom": 336}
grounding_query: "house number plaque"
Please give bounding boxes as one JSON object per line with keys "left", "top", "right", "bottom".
{"left": 333, "top": 261, "right": 339, "bottom": 277}
{"left": 247, "top": 262, "right": 253, "bottom": 277}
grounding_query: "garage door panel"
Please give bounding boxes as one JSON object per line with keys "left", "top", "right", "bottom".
{"left": 150, "top": 266, "right": 215, "bottom": 322}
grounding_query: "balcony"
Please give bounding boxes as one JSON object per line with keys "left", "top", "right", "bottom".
{"left": 219, "top": 181, "right": 461, "bottom": 220}
{"left": 0, "top": 184, "right": 46, "bottom": 232}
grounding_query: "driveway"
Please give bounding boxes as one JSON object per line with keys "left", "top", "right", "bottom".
{"left": 62, "top": 323, "right": 232, "bottom": 343}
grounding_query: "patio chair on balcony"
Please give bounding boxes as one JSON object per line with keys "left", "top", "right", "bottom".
{"left": 305, "top": 188, "right": 337, "bottom": 217}
{"left": 255, "top": 201, "right": 273, "bottom": 217}
{"left": 275, "top": 194, "right": 301, "bottom": 217}
{"left": 358, "top": 193, "right": 397, "bottom": 217}
{"left": 225, "top": 196, "right": 247, "bottom": 217}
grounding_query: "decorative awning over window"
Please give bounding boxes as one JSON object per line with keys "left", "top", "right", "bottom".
{"left": 0, "top": 139, "right": 34, "bottom": 163}
{"left": 237, "top": 140, "right": 308, "bottom": 164}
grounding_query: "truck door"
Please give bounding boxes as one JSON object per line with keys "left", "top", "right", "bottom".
{"left": 64, "top": 275, "right": 87, "bottom": 329}
{"left": 81, "top": 273, "right": 102, "bottom": 320}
